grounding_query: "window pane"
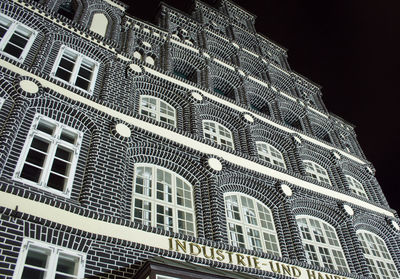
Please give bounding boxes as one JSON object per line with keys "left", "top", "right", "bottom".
{"left": 9, "top": 29, "right": 30, "bottom": 48}
{"left": 75, "top": 77, "right": 90, "bottom": 90}
{"left": 47, "top": 173, "right": 66, "bottom": 191}
{"left": 134, "top": 198, "right": 151, "bottom": 226}
{"left": 21, "top": 267, "right": 45, "bottom": 279}
{"left": 60, "top": 129, "right": 77, "bottom": 144}
{"left": 31, "top": 137, "right": 50, "bottom": 152}
{"left": 25, "top": 249, "right": 49, "bottom": 268}
{"left": 55, "top": 67, "right": 72, "bottom": 82}
{"left": 37, "top": 120, "right": 56, "bottom": 135}
{"left": 25, "top": 147, "right": 47, "bottom": 167}
{"left": 51, "top": 157, "right": 70, "bottom": 176}
{"left": 78, "top": 62, "right": 94, "bottom": 80}
{"left": 0, "top": 17, "right": 11, "bottom": 39}
{"left": 57, "top": 254, "right": 78, "bottom": 275}
{"left": 20, "top": 163, "right": 43, "bottom": 183}
{"left": 4, "top": 35, "right": 25, "bottom": 57}
{"left": 60, "top": 54, "right": 76, "bottom": 69}
{"left": 55, "top": 147, "right": 73, "bottom": 162}
{"left": 2, "top": 25, "right": 31, "bottom": 59}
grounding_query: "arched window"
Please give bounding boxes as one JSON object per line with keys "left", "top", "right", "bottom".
{"left": 89, "top": 13, "right": 108, "bottom": 37}
{"left": 345, "top": 175, "right": 368, "bottom": 199}
{"left": 256, "top": 142, "right": 286, "bottom": 169}
{"left": 202, "top": 120, "right": 234, "bottom": 150}
{"left": 357, "top": 230, "right": 399, "bottom": 278}
{"left": 303, "top": 160, "right": 331, "bottom": 185}
{"left": 296, "top": 216, "right": 349, "bottom": 272}
{"left": 224, "top": 193, "right": 280, "bottom": 256}
{"left": 132, "top": 164, "right": 195, "bottom": 236}
{"left": 140, "top": 96, "right": 176, "bottom": 128}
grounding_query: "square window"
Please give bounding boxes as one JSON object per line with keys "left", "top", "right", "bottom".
{"left": 0, "top": 13, "right": 36, "bottom": 62}
{"left": 14, "top": 115, "right": 82, "bottom": 197}
{"left": 52, "top": 46, "right": 99, "bottom": 93}
{"left": 13, "top": 238, "right": 85, "bottom": 279}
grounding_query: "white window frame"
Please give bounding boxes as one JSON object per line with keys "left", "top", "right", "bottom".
{"left": 303, "top": 160, "right": 331, "bottom": 185}
{"left": 132, "top": 164, "right": 196, "bottom": 236}
{"left": 345, "top": 175, "right": 368, "bottom": 199}
{"left": 13, "top": 238, "right": 86, "bottom": 279}
{"left": 296, "top": 215, "right": 349, "bottom": 272}
{"left": 139, "top": 96, "right": 176, "bottom": 128}
{"left": 14, "top": 114, "right": 82, "bottom": 197}
{"left": 0, "top": 13, "right": 37, "bottom": 62}
{"left": 224, "top": 192, "right": 281, "bottom": 256}
{"left": 0, "top": 97, "right": 4, "bottom": 109}
{"left": 256, "top": 141, "right": 286, "bottom": 169}
{"left": 51, "top": 45, "right": 99, "bottom": 94}
{"left": 357, "top": 230, "right": 400, "bottom": 279}
{"left": 202, "top": 120, "right": 234, "bottom": 150}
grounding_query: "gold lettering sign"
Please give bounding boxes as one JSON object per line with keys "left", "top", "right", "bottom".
{"left": 168, "top": 238, "right": 349, "bottom": 279}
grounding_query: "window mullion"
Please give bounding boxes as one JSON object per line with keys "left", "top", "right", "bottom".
{"left": 216, "top": 125, "right": 221, "bottom": 145}
{"left": 313, "top": 243, "right": 324, "bottom": 268}
{"left": 0, "top": 23, "right": 14, "bottom": 51}
{"left": 70, "top": 54, "right": 82, "bottom": 85}
{"left": 44, "top": 250, "right": 59, "bottom": 279}
{"left": 19, "top": 27, "right": 36, "bottom": 60}
{"left": 172, "top": 175, "right": 177, "bottom": 233}
{"left": 156, "top": 99, "right": 161, "bottom": 122}
{"left": 16, "top": 133, "right": 35, "bottom": 179}
{"left": 42, "top": 125, "right": 61, "bottom": 188}
{"left": 151, "top": 166, "right": 156, "bottom": 228}
{"left": 255, "top": 204, "right": 265, "bottom": 251}
{"left": 238, "top": 198, "right": 249, "bottom": 249}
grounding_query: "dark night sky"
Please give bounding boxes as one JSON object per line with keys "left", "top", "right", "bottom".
{"left": 122, "top": 0, "right": 400, "bottom": 214}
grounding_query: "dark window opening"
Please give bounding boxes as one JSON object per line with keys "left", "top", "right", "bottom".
{"left": 250, "top": 104, "right": 270, "bottom": 116}
{"left": 214, "top": 87, "right": 225, "bottom": 96}
{"left": 285, "top": 118, "right": 302, "bottom": 131}
{"left": 214, "top": 87, "right": 235, "bottom": 101}
{"left": 323, "top": 134, "right": 331, "bottom": 143}
{"left": 58, "top": 0, "right": 76, "bottom": 20}
{"left": 173, "top": 70, "right": 197, "bottom": 83}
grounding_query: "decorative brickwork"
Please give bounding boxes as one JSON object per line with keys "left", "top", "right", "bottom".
{"left": 0, "top": 0, "right": 398, "bottom": 278}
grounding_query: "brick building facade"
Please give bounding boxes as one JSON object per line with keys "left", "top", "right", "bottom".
{"left": 0, "top": 0, "right": 399, "bottom": 278}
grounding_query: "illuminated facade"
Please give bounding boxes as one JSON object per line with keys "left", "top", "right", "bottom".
{"left": 0, "top": 0, "right": 399, "bottom": 278}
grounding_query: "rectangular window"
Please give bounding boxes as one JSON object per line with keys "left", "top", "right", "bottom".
{"left": 14, "top": 114, "right": 81, "bottom": 197}
{"left": 52, "top": 46, "right": 99, "bottom": 93}
{"left": 0, "top": 13, "right": 36, "bottom": 62}
{"left": 13, "top": 238, "right": 85, "bottom": 279}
